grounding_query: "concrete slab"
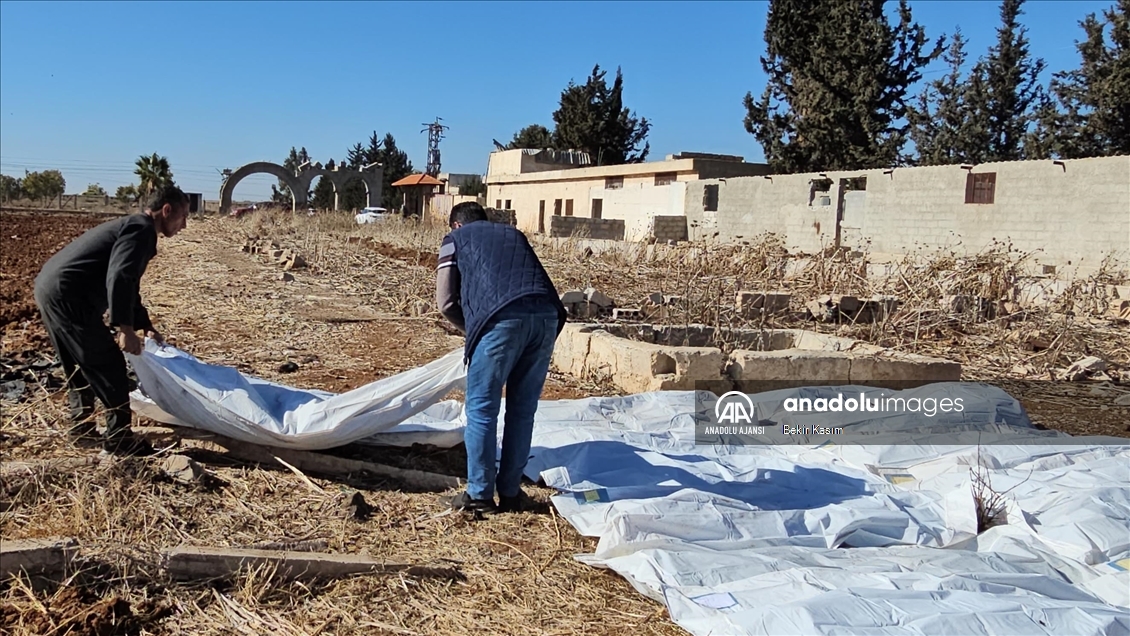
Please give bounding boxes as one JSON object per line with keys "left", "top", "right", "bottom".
{"left": 552, "top": 324, "right": 962, "bottom": 395}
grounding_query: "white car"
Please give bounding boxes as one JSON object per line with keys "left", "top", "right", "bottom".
{"left": 355, "top": 207, "right": 391, "bottom": 224}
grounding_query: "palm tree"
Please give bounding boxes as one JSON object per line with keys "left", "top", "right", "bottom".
{"left": 134, "top": 153, "right": 174, "bottom": 200}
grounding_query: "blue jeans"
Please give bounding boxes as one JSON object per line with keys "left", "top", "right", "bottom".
{"left": 464, "top": 298, "right": 560, "bottom": 500}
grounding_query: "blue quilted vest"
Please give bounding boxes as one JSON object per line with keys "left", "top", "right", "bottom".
{"left": 449, "top": 221, "right": 567, "bottom": 363}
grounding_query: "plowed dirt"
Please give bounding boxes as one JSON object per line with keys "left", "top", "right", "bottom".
{"left": 1, "top": 211, "right": 110, "bottom": 353}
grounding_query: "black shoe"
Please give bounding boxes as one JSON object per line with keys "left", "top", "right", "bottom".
{"left": 102, "top": 432, "right": 155, "bottom": 457}
{"left": 498, "top": 490, "right": 534, "bottom": 514}
{"left": 444, "top": 490, "right": 496, "bottom": 513}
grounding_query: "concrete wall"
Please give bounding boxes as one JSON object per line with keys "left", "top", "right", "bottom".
{"left": 487, "top": 172, "right": 695, "bottom": 234}
{"left": 685, "top": 155, "right": 1130, "bottom": 269}
{"left": 552, "top": 324, "right": 960, "bottom": 394}
{"left": 486, "top": 207, "right": 517, "bottom": 226}
{"left": 426, "top": 193, "right": 485, "bottom": 227}
{"left": 588, "top": 182, "right": 687, "bottom": 240}
{"left": 549, "top": 215, "right": 626, "bottom": 240}
{"left": 685, "top": 174, "right": 837, "bottom": 252}
{"left": 651, "top": 215, "right": 689, "bottom": 242}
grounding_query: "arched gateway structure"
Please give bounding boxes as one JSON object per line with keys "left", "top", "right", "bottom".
{"left": 219, "top": 161, "right": 383, "bottom": 214}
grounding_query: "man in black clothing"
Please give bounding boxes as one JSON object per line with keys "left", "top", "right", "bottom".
{"left": 34, "top": 184, "right": 189, "bottom": 455}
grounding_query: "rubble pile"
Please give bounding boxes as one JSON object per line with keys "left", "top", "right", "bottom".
{"left": 560, "top": 288, "right": 615, "bottom": 319}
{"left": 241, "top": 237, "right": 308, "bottom": 271}
{"left": 805, "top": 294, "right": 899, "bottom": 324}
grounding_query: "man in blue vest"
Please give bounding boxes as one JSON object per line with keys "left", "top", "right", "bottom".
{"left": 436, "top": 202, "right": 567, "bottom": 513}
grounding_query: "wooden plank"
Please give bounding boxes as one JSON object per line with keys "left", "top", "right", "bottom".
{"left": 136, "top": 425, "right": 463, "bottom": 491}
{"left": 0, "top": 537, "right": 78, "bottom": 580}
{"left": 212, "top": 438, "right": 463, "bottom": 492}
{"left": 164, "top": 545, "right": 463, "bottom": 582}
{"left": 1, "top": 456, "right": 102, "bottom": 481}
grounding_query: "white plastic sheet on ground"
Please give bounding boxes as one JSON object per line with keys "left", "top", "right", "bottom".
{"left": 127, "top": 345, "right": 1130, "bottom": 634}
{"left": 127, "top": 339, "right": 467, "bottom": 450}
{"left": 522, "top": 390, "right": 1130, "bottom": 636}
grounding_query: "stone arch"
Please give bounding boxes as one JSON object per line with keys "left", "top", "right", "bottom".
{"left": 294, "top": 165, "right": 383, "bottom": 212}
{"left": 219, "top": 161, "right": 306, "bottom": 215}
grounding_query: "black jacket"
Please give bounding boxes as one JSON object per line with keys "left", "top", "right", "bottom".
{"left": 34, "top": 213, "right": 158, "bottom": 332}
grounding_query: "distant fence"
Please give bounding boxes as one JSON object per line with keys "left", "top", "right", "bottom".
{"left": 1, "top": 195, "right": 128, "bottom": 212}
{"left": 1, "top": 192, "right": 207, "bottom": 214}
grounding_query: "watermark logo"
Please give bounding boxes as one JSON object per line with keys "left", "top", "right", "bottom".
{"left": 715, "top": 391, "right": 755, "bottom": 424}
{"left": 709, "top": 391, "right": 767, "bottom": 435}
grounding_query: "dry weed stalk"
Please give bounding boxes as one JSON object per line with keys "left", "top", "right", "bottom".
{"left": 969, "top": 444, "right": 1034, "bottom": 534}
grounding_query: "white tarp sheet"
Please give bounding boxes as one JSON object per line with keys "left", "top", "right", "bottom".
{"left": 523, "top": 391, "right": 1130, "bottom": 636}
{"left": 127, "top": 340, "right": 467, "bottom": 450}
{"left": 127, "top": 344, "right": 1130, "bottom": 634}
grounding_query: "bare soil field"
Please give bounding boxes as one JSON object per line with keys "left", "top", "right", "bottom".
{"left": 0, "top": 212, "right": 106, "bottom": 344}
{"left": 1, "top": 207, "right": 1128, "bottom": 634}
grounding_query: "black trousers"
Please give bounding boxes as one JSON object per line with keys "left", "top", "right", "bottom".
{"left": 33, "top": 286, "right": 132, "bottom": 437}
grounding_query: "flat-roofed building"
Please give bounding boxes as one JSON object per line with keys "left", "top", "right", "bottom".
{"left": 485, "top": 149, "right": 770, "bottom": 239}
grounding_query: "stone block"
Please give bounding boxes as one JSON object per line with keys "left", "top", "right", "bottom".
{"left": 806, "top": 297, "right": 836, "bottom": 322}
{"left": 585, "top": 287, "right": 614, "bottom": 308}
{"left": 789, "top": 329, "right": 836, "bottom": 351}
{"left": 1108, "top": 299, "right": 1130, "bottom": 319}
{"left": 728, "top": 349, "right": 853, "bottom": 384}
{"left": 848, "top": 354, "right": 961, "bottom": 385}
{"left": 551, "top": 324, "right": 593, "bottom": 378}
{"left": 162, "top": 455, "right": 208, "bottom": 485}
{"left": 566, "top": 326, "right": 728, "bottom": 393}
{"left": 738, "top": 291, "right": 791, "bottom": 315}
{"left": 613, "top": 307, "right": 643, "bottom": 321}
{"left": 664, "top": 347, "right": 728, "bottom": 390}
{"left": 737, "top": 291, "right": 764, "bottom": 310}
{"left": 572, "top": 301, "right": 606, "bottom": 318}
{"left": 560, "top": 290, "right": 585, "bottom": 304}
{"left": 833, "top": 295, "right": 860, "bottom": 315}
{"left": 854, "top": 296, "right": 899, "bottom": 322}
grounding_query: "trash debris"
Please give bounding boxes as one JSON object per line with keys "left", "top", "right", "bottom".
{"left": 1062, "top": 356, "right": 1108, "bottom": 381}
{"left": 344, "top": 491, "right": 374, "bottom": 520}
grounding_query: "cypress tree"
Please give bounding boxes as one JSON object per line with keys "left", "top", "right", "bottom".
{"left": 907, "top": 29, "right": 985, "bottom": 165}
{"left": 976, "top": 0, "right": 1048, "bottom": 161}
{"left": 1034, "top": 0, "right": 1130, "bottom": 158}
{"left": 743, "top": 0, "right": 943, "bottom": 173}
{"left": 551, "top": 65, "right": 651, "bottom": 165}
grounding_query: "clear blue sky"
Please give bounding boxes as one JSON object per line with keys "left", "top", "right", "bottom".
{"left": 0, "top": 1, "right": 1114, "bottom": 201}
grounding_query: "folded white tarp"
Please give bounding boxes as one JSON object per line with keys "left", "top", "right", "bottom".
{"left": 126, "top": 345, "right": 1130, "bottom": 634}
{"left": 127, "top": 339, "right": 466, "bottom": 450}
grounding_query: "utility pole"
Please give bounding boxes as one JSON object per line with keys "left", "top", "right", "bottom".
{"left": 421, "top": 117, "right": 448, "bottom": 177}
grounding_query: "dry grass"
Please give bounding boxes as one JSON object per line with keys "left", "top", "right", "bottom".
{"left": 2, "top": 209, "right": 1128, "bottom": 634}
{"left": 2, "top": 462, "right": 681, "bottom": 635}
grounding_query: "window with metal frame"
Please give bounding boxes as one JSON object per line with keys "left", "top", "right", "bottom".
{"left": 965, "top": 172, "right": 996, "bottom": 204}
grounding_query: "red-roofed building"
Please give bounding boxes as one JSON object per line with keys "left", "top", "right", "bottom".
{"left": 392, "top": 173, "right": 444, "bottom": 217}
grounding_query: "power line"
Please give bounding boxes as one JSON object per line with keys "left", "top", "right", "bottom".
{"left": 0, "top": 158, "right": 281, "bottom": 199}
{"left": 0, "top": 155, "right": 231, "bottom": 171}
